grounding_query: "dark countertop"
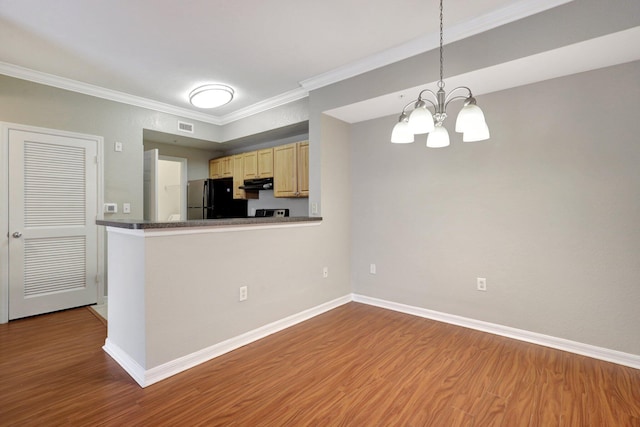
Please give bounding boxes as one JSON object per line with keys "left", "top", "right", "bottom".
{"left": 97, "top": 216, "right": 322, "bottom": 230}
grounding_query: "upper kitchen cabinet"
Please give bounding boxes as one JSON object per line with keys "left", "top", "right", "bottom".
{"left": 257, "top": 148, "right": 274, "bottom": 178}
{"left": 233, "top": 154, "right": 257, "bottom": 200}
{"left": 243, "top": 149, "right": 273, "bottom": 180}
{"left": 209, "top": 158, "right": 221, "bottom": 178}
{"left": 274, "top": 141, "right": 308, "bottom": 198}
{"left": 209, "top": 156, "right": 233, "bottom": 179}
{"left": 242, "top": 151, "right": 258, "bottom": 180}
{"left": 297, "top": 141, "right": 309, "bottom": 197}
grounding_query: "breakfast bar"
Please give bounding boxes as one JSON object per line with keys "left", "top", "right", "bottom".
{"left": 97, "top": 216, "right": 327, "bottom": 387}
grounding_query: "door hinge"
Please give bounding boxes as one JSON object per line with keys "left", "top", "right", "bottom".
{"left": 94, "top": 155, "right": 98, "bottom": 164}
{"left": 95, "top": 274, "right": 101, "bottom": 284}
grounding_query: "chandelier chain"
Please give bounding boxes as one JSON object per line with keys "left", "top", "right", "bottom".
{"left": 439, "top": 0, "right": 444, "bottom": 85}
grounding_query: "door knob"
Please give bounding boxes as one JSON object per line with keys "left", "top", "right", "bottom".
{"left": 12, "top": 231, "right": 22, "bottom": 238}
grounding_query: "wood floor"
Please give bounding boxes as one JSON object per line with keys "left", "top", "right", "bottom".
{"left": 1, "top": 303, "right": 639, "bottom": 426}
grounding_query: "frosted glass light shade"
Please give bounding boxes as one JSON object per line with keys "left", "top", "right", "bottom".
{"left": 455, "top": 103, "right": 486, "bottom": 133}
{"left": 189, "top": 84, "right": 234, "bottom": 108}
{"left": 391, "top": 121, "right": 415, "bottom": 143}
{"left": 463, "top": 122, "right": 490, "bottom": 142}
{"left": 408, "top": 107, "right": 435, "bottom": 134}
{"left": 426, "top": 125, "right": 450, "bottom": 148}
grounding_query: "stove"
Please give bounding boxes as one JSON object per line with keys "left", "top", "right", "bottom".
{"left": 255, "top": 208, "right": 289, "bottom": 217}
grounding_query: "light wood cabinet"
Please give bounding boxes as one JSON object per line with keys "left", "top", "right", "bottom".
{"left": 233, "top": 155, "right": 257, "bottom": 200}
{"left": 243, "top": 151, "right": 258, "bottom": 180}
{"left": 257, "top": 148, "right": 274, "bottom": 178}
{"left": 297, "top": 142, "right": 309, "bottom": 197}
{"left": 220, "top": 156, "right": 233, "bottom": 177}
{"left": 274, "top": 141, "right": 308, "bottom": 198}
{"left": 209, "top": 156, "right": 233, "bottom": 179}
{"left": 209, "top": 158, "right": 222, "bottom": 179}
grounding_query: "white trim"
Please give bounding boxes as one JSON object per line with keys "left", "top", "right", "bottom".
{"left": 107, "top": 294, "right": 351, "bottom": 387}
{"left": 218, "top": 88, "right": 309, "bottom": 125}
{"left": 0, "top": 62, "right": 225, "bottom": 126}
{"left": 102, "top": 338, "right": 147, "bottom": 387}
{"left": 353, "top": 294, "right": 640, "bottom": 370}
{"left": 0, "top": 124, "right": 9, "bottom": 323}
{"left": 0, "top": 61, "right": 307, "bottom": 128}
{"left": 103, "top": 291, "right": 639, "bottom": 387}
{"left": 95, "top": 135, "right": 105, "bottom": 302}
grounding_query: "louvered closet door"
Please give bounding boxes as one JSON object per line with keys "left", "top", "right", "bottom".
{"left": 8, "top": 129, "right": 97, "bottom": 320}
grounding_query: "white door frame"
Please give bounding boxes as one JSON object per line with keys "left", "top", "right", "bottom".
{"left": 0, "top": 122, "right": 105, "bottom": 323}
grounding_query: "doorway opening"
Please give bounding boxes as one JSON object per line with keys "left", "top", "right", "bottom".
{"left": 143, "top": 150, "right": 187, "bottom": 221}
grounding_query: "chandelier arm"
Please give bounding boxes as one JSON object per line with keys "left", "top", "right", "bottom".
{"left": 443, "top": 86, "right": 473, "bottom": 104}
{"left": 418, "top": 89, "right": 439, "bottom": 103}
{"left": 444, "top": 95, "right": 470, "bottom": 110}
{"left": 421, "top": 98, "right": 437, "bottom": 111}
{"left": 401, "top": 100, "right": 417, "bottom": 113}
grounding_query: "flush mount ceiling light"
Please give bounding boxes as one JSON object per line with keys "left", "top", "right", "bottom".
{"left": 189, "top": 84, "right": 234, "bottom": 109}
{"left": 391, "top": 0, "right": 490, "bottom": 146}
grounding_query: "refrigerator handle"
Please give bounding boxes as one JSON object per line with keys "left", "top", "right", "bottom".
{"left": 203, "top": 180, "right": 208, "bottom": 210}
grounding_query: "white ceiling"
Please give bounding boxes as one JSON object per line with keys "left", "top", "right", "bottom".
{"left": 0, "top": 0, "right": 577, "bottom": 126}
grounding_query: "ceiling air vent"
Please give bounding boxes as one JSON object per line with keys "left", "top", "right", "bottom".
{"left": 178, "top": 121, "right": 194, "bottom": 134}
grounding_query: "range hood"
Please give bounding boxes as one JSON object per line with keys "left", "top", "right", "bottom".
{"left": 240, "top": 177, "right": 273, "bottom": 191}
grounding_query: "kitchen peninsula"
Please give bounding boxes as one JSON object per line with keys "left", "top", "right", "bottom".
{"left": 97, "top": 216, "right": 327, "bottom": 387}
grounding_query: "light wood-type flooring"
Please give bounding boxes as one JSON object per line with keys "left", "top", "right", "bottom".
{"left": 1, "top": 302, "right": 639, "bottom": 426}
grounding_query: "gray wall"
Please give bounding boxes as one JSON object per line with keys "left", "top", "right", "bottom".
{"left": 350, "top": 61, "right": 640, "bottom": 355}
{"left": 0, "top": 74, "right": 227, "bottom": 219}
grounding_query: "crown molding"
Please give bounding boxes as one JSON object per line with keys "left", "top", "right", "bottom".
{"left": 0, "top": 60, "right": 309, "bottom": 127}
{"left": 300, "top": 0, "right": 573, "bottom": 91}
{"left": 217, "top": 87, "right": 309, "bottom": 125}
{"left": 0, "top": 61, "right": 228, "bottom": 125}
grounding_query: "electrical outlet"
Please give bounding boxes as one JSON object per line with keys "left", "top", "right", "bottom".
{"left": 123, "top": 203, "right": 131, "bottom": 214}
{"left": 323, "top": 267, "right": 328, "bottom": 278}
{"left": 370, "top": 263, "right": 376, "bottom": 274}
{"left": 311, "top": 203, "right": 319, "bottom": 215}
{"left": 239, "top": 286, "right": 248, "bottom": 301}
{"left": 477, "top": 277, "right": 487, "bottom": 291}
{"left": 114, "top": 141, "right": 123, "bottom": 152}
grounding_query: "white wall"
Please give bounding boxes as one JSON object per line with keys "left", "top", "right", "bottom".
{"left": 350, "top": 61, "right": 640, "bottom": 355}
{"left": 157, "top": 159, "right": 181, "bottom": 221}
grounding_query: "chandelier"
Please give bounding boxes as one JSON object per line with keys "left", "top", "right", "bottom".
{"left": 391, "top": 0, "right": 490, "bottom": 146}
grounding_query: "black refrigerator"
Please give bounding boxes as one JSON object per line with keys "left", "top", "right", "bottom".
{"left": 187, "top": 178, "right": 247, "bottom": 220}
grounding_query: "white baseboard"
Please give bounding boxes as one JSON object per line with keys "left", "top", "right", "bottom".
{"left": 106, "top": 294, "right": 352, "bottom": 388}
{"left": 105, "top": 292, "right": 638, "bottom": 388}
{"left": 102, "top": 338, "right": 146, "bottom": 386}
{"left": 353, "top": 294, "right": 640, "bottom": 370}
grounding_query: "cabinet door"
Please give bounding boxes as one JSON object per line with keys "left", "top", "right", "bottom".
{"left": 243, "top": 151, "right": 258, "bottom": 180}
{"left": 209, "top": 158, "right": 222, "bottom": 179}
{"left": 274, "top": 143, "right": 297, "bottom": 197}
{"left": 297, "top": 141, "right": 309, "bottom": 197}
{"left": 221, "top": 156, "right": 233, "bottom": 177}
{"left": 233, "top": 155, "right": 246, "bottom": 199}
{"left": 257, "top": 148, "right": 274, "bottom": 178}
